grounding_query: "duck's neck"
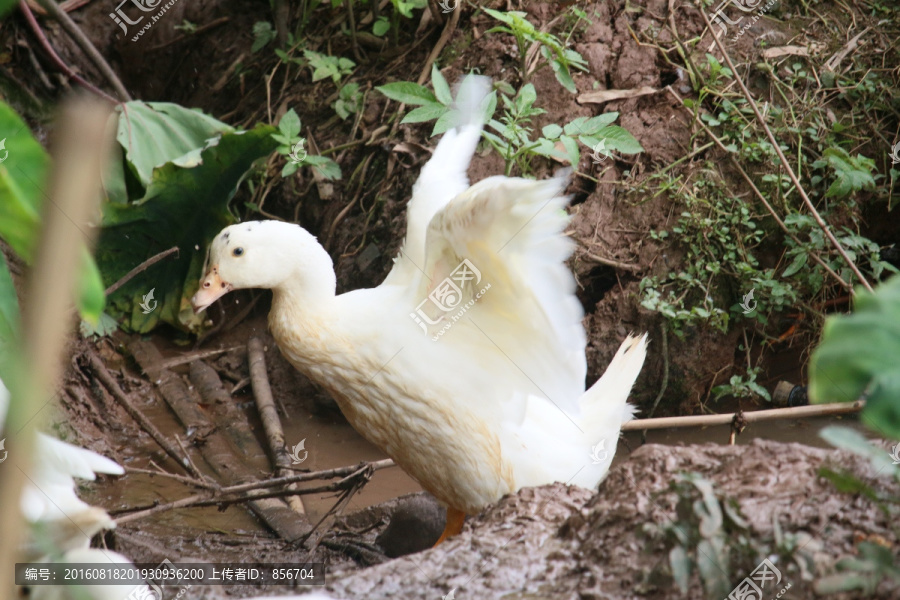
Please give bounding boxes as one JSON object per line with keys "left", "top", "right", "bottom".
{"left": 267, "top": 244, "right": 340, "bottom": 371}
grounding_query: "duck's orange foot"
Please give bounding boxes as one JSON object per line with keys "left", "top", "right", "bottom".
{"left": 433, "top": 507, "right": 466, "bottom": 547}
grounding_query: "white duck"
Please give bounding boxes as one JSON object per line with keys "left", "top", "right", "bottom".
{"left": 1, "top": 377, "right": 124, "bottom": 552}
{"left": 192, "top": 75, "right": 647, "bottom": 544}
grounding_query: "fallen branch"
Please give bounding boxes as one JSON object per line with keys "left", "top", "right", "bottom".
{"left": 130, "top": 340, "right": 310, "bottom": 543}
{"left": 622, "top": 400, "right": 864, "bottom": 431}
{"left": 248, "top": 337, "right": 306, "bottom": 515}
{"left": 104, "top": 246, "right": 179, "bottom": 296}
{"left": 87, "top": 351, "right": 203, "bottom": 479}
{"left": 700, "top": 10, "right": 873, "bottom": 294}
{"left": 35, "top": 0, "right": 132, "bottom": 101}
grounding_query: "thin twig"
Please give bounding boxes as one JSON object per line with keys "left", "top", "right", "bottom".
{"left": 34, "top": 0, "right": 132, "bottom": 101}
{"left": 104, "top": 246, "right": 180, "bottom": 296}
{"left": 18, "top": 1, "right": 118, "bottom": 103}
{"left": 88, "top": 352, "right": 204, "bottom": 480}
{"left": 582, "top": 251, "right": 640, "bottom": 273}
{"left": 114, "top": 461, "right": 394, "bottom": 524}
{"left": 700, "top": 10, "right": 873, "bottom": 293}
{"left": 124, "top": 466, "right": 219, "bottom": 490}
{"left": 667, "top": 87, "right": 853, "bottom": 293}
{"left": 154, "top": 345, "right": 243, "bottom": 371}
{"left": 622, "top": 400, "right": 864, "bottom": 431}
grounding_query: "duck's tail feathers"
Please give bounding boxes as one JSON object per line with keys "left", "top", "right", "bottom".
{"left": 580, "top": 333, "right": 648, "bottom": 427}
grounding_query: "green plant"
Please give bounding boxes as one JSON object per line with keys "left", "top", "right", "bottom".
{"left": 647, "top": 473, "right": 751, "bottom": 597}
{"left": 378, "top": 68, "right": 641, "bottom": 176}
{"left": 711, "top": 367, "right": 771, "bottom": 402}
{"left": 333, "top": 82, "right": 363, "bottom": 120}
{"left": 376, "top": 64, "right": 475, "bottom": 137}
{"left": 175, "top": 20, "right": 198, "bottom": 34}
{"left": 251, "top": 21, "right": 276, "bottom": 53}
{"left": 271, "top": 109, "right": 341, "bottom": 179}
{"left": 303, "top": 50, "right": 355, "bottom": 83}
{"left": 484, "top": 8, "right": 588, "bottom": 93}
{"left": 639, "top": 176, "right": 780, "bottom": 336}
{"left": 385, "top": 0, "right": 427, "bottom": 43}
{"left": 813, "top": 147, "right": 877, "bottom": 199}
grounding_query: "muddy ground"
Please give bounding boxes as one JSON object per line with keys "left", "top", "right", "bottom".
{"left": 2, "top": 0, "right": 900, "bottom": 598}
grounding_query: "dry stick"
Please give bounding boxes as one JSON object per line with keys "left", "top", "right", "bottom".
{"left": 700, "top": 10, "right": 873, "bottom": 294}
{"left": 0, "top": 99, "right": 113, "bottom": 600}
{"left": 667, "top": 87, "right": 853, "bottom": 293}
{"left": 125, "top": 466, "right": 218, "bottom": 489}
{"left": 248, "top": 337, "right": 307, "bottom": 516}
{"left": 417, "top": 5, "right": 460, "bottom": 85}
{"left": 18, "top": 1, "right": 118, "bottom": 103}
{"left": 621, "top": 400, "right": 864, "bottom": 431}
{"left": 115, "top": 460, "right": 395, "bottom": 524}
{"left": 104, "top": 246, "right": 180, "bottom": 296}
{"left": 155, "top": 345, "right": 243, "bottom": 371}
{"left": 88, "top": 352, "right": 204, "bottom": 480}
{"left": 583, "top": 251, "right": 640, "bottom": 273}
{"left": 35, "top": 0, "right": 132, "bottom": 101}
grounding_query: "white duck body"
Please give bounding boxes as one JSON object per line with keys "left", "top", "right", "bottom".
{"left": 194, "top": 76, "right": 647, "bottom": 516}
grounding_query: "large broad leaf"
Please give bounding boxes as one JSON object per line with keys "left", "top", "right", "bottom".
{"left": 809, "top": 275, "right": 900, "bottom": 438}
{"left": 0, "top": 0, "right": 16, "bottom": 17}
{"left": 0, "top": 101, "right": 105, "bottom": 322}
{"left": 116, "top": 102, "right": 235, "bottom": 185}
{"left": 96, "top": 124, "right": 278, "bottom": 333}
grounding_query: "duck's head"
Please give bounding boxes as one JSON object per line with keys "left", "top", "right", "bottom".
{"left": 191, "top": 220, "right": 335, "bottom": 313}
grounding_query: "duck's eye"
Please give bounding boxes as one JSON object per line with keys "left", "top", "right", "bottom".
{"left": 233, "top": 247, "right": 244, "bottom": 257}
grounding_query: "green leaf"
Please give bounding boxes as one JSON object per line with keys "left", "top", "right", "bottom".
{"left": 517, "top": 83, "right": 537, "bottom": 111}
{"left": 541, "top": 124, "right": 563, "bottom": 139}
{"left": 782, "top": 252, "right": 808, "bottom": 277}
{"left": 560, "top": 135, "right": 580, "bottom": 167}
{"left": 97, "top": 125, "right": 278, "bottom": 333}
{"left": 669, "top": 546, "right": 691, "bottom": 593}
{"left": 373, "top": 16, "right": 390, "bottom": 36}
{"left": 402, "top": 104, "right": 449, "bottom": 124}
{"left": 565, "top": 113, "right": 619, "bottom": 136}
{"left": 303, "top": 155, "right": 342, "bottom": 180}
{"left": 251, "top": 21, "right": 276, "bottom": 53}
{"left": 819, "top": 426, "right": 900, "bottom": 475}
{"left": 580, "top": 126, "right": 644, "bottom": 155}
{"left": 431, "top": 64, "right": 452, "bottom": 106}
{"left": 278, "top": 109, "right": 302, "bottom": 139}
{"left": 810, "top": 276, "right": 900, "bottom": 438}
{"left": 431, "top": 110, "right": 457, "bottom": 137}
{"left": 376, "top": 82, "right": 438, "bottom": 106}
{"left": 0, "top": 100, "right": 105, "bottom": 322}
{"left": 822, "top": 147, "right": 876, "bottom": 199}
{"left": 116, "top": 102, "right": 234, "bottom": 185}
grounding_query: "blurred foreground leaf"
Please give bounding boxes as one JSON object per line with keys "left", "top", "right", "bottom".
{"left": 809, "top": 275, "right": 900, "bottom": 438}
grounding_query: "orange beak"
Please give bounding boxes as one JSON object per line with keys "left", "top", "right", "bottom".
{"left": 191, "top": 267, "right": 232, "bottom": 313}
